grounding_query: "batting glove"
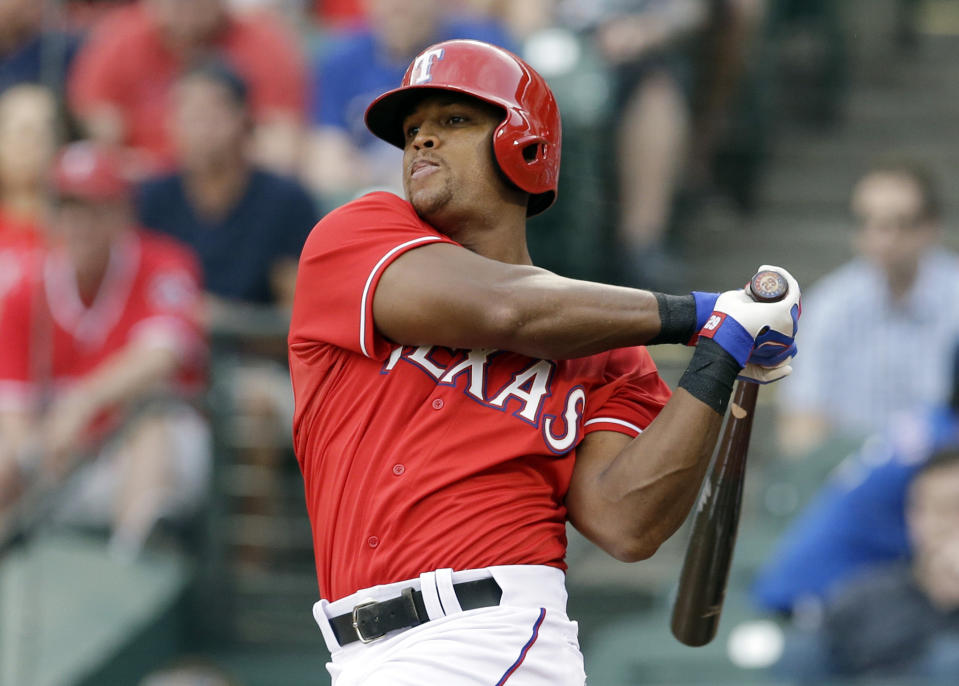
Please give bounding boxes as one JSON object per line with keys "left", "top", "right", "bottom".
{"left": 690, "top": 291, "right": 720, "bottom": 343}
{"left": 697, "top": 265, "right": 801, "bottom": 368}
{"left": 739, "top": 355, "right": 794, "bottom": 384}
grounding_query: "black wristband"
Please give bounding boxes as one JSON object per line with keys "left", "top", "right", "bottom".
{"left": 677, "top": 338, "right": 742, "bottom": 415}
{"left": 648, "top": 293, "right": 697, "bottom": 345}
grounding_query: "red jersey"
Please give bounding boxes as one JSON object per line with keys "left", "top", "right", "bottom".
{"left": 0, "top": 209, "right": 42, "bottom": 245}
{"left": 289, "top": 192, "right": 671, "bottom": 601}
{"left": 0, "top": 210, "right": 45, "bottom": 306}
{"left": 0, "top": 229, "right": 205, "bottom": 436}
{"left": 68, "top": 4, "right": 306, "bottom": 166}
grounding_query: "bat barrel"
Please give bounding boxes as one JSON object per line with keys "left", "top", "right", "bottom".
{"left": 670, "top": 381, "right": 759, "bottom": 646}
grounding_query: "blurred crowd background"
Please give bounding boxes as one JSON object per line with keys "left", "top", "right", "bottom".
{"left": 1, "top": 0, "right": 959, "bottom": 684}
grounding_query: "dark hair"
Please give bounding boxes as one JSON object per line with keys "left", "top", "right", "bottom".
{"left": 863, "top": 155, "right": 943, "bottom": 222}
{"left": 916, "top": 445, "right": 959, "bottom": 481}
{"left": 180, "top": 58, "right": 249, "bottom": 108}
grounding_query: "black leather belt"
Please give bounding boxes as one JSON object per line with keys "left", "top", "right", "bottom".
{"left": 330, "top": 578, "right": 503, "bottom": 645}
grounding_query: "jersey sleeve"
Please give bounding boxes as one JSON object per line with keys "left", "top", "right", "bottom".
{"left": 289, "top": 192, "right": 457, "bottom": 360}
{"left": 128, "top": 237, "right": 205, "bottom": 363}
{"left": 582, "top": 347, "right": 671, "bottom": 438}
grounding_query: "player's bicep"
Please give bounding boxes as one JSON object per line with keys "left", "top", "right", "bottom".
{"left": 372, "top": 241, "right": 537, "bottom": 350}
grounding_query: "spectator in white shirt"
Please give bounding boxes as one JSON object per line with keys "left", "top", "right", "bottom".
{"left": 778, "top": 157, "right": 959, "bottom": 457}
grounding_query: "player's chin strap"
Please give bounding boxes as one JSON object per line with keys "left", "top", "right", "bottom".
{"left": 330, "top": 578, "right": 502, "bottom": 645}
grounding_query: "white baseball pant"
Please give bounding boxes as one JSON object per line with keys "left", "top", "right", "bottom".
{"left": 313, "top": 565, "right": 587, "bottom": 685}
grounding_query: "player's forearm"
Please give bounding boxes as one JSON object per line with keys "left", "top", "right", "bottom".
{"left": 374, "top": 244, "right": 698, "bottom": 358}
{"left": 569, "top": 389, "right": 723, "bottom": 562}
{"left": 482, "top": 272, "right": 676, "bottom": 359}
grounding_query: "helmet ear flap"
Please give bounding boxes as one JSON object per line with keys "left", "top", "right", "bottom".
{"left": 518, "top": 136, "right": 546, "bottom": 164}
{"left": 492, "top": 109, "right": 557, "bottom": 196}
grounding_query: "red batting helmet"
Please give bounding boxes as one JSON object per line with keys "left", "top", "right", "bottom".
{"left": 365, "top": 39, "right": 561, "bottom": 217}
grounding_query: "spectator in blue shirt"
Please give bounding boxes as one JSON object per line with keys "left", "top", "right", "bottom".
{"left": 137, "top": 61, "right": 318, "bottom": 569}
{"left": 0, "top": 0, "right": 80, "bottom": 96}
{"left": 303, "top": 0, "right": 515, "bottom": 200}
{"left": 762, "top": 443, "right": 959, "bottom": 683}
{"left": 137, "top": 60, "right": 317, "bottom": 313}
{"left": 755, "top": 342, "right": 959, "bottom": 615}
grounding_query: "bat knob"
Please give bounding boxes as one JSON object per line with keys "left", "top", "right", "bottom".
{"left": 748, "top": 270, "right": 788, "bottom": 303}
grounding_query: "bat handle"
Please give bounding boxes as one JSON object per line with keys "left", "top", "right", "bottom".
{"left": 731, "top": 378, "right": 759, "bottom": 418}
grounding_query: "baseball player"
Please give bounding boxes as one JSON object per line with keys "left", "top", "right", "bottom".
{"left": 288, "top": 39, "right": 801, "bottom": 685}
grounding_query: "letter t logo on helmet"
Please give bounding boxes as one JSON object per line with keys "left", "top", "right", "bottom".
{"left": 409, "top": 48, "right": 445, "bottom": 85}
{"left": 365, "top": 39, "right": 562, "bottom": 217}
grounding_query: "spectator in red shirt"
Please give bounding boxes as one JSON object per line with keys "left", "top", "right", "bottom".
{"left": 0, "top": 142, "right": 209, "bottom": 559}
{"left": 313, "top": 0, "right": 364, "bottom": 27}
{"left": 68, "top": 0, "right": 307, "bottom": 174}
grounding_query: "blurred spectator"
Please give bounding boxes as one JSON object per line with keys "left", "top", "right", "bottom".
{"left": 0, "top": 142, "right": 209, "bottom": 559}
{"left": 137, "top": 60, "right": 316, "bottom": 316}
{"left": 68, "top": 0, "right": 306, "bottom": 173}
{"left": 65, "top": 1, "right": 137, "bottom": 32}
{"left": 778, "top": 157, "right": 959, "bottom": 457}
{"left": 451, "top": 0, "right": 556, "bottom": 40}
{"left": 768, "top": 0, "right": 847, "bottom": 129}
{"left": 756, "top": 342, "right": 959, "bottom": 614}
{"left": 0, "top": 0, "right": 81, "bottom": 96}
{"left": 312, "top": 0, "right": 364, "bottom": 28}
{"left": 689, "top": 0, "right": 768, "bottom": 211}
{"left": 303, "top": 0, "right": 515, "bottom": 201}
{"left": 767, "top": 445, "right": 959, "bottom": 683}
{"left": 755, "top": 411, "right": 959, "bottom": 615}
{"left": 565, "top": 0, "right": 707, "bottom": 290}
{"left": 136, "top": 61, "right": 317, "bottom": 565}
{"left": 0, "top": 84, "right": 58, "bottom": 251}
{"left": 224, "top": 0, "right": 313, "bottom": 32}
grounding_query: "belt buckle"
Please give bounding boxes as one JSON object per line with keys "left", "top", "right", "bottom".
{"left": 352, "top": 600, "right": 385, "bottom": 644}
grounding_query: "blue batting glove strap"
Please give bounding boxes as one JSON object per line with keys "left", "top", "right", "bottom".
{"left": 697, "top": 311, "right": 753, "bottom": 367}
{"left": 748, "top": 302, "right": 800, "bottom": 366}
{"left": 749, "top": 336, "right": 796, "bottom": 367}
{"left": 692, "top": 291, "right": 720, "bottom": 331}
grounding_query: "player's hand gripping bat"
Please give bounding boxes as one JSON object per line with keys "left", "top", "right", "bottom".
{"left": 669, "top": 269, "right": 789, "bottom": 647}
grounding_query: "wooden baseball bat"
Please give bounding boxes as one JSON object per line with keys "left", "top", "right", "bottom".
{"left": 669, "top": 270, "right": 788, "bottom": 647}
